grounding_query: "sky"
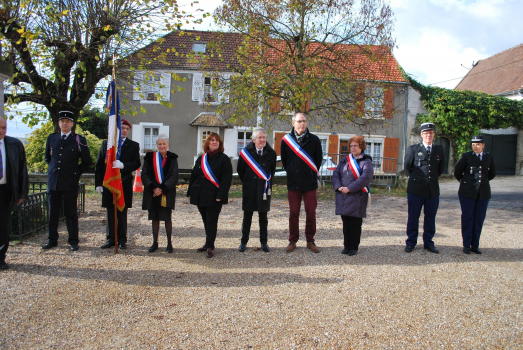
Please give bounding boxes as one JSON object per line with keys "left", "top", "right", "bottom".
{"left": 6, "top": 0, "right": 523, "bottom": 137}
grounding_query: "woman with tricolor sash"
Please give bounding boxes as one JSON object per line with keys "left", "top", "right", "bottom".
{"left": 141, "top": 134, "right": 179, "bottom": 253}
{"left": 188, "top": 133, "right": 232, "bottom": 258}
{"left": 332, "top": 135, "right": 373, "bottom": 256}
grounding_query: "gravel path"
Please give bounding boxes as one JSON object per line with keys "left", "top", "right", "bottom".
{"left": 2, "top": 192, "right": 522, "bottom": 349}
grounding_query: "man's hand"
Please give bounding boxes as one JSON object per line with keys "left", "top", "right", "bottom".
{"left": 339, "top": 187, "right": 350, "bottom": 194}
{"left": 153, "top": 188, "right": 162, "bottom": 197}
{"left": 112, "top": 160, "right": 124, "bottom": 169}
{"left": 96, "top": 186, "right": 104, "bottom": 194}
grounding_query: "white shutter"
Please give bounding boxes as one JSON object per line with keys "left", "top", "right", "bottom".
{"left": 160, "top": 71, "right": 171, "bottom": 101}
{"left": 133, "top": 71, "right": 144, "bottom": 100}
{"left": 159, "top": 125, "right": 170, "bottom": 139}
{"left": 131, "top": 124, "right": 143, "bottom": 152}
{"left": 192, "top": 73, "right": 203, "bottom": 102}
{"left": 223, "top": 127, "right": 238, "bottom": 158}
{"left": 219, "top": 73, "right": 232, "bottom": 103}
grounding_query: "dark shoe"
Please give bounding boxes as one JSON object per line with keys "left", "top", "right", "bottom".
{"left": 463, "top": 247, "right": 471, "bottom": 254}
{"left": 41, "top": 242, "right": 58, "bottom": 250}
{"left": 348, "top": 250, "right": 357, "bottom": 256}
{"left": 306, "top": 241, "right": 319, "bottom": 253}
{"left": 148, "top": 243, "right": 158, "bottom": 253}
{"left": 261, "top": 244, "right": 270, "bottom": 253}
{"left": 0, "top": 261, "right": 8, "bottom": 270}
{"left": 286, "top": 242, "right": 296, "bottom": 253}
{"left": 118, "top": 244, "right": 127, "bottom": 250}
{"left": 238, "top": 244, "right": 246, "bottom": 252}
{"left": 206, "top": 248, "right": 214, "bottom": 258}
{"left": 471, "top": 247, "right": 482, "bottom": 254}
{"left": 424, "top": 245, "right": 439, "bottom": 254}
{"left": 71, "top": 245, "right": 79, "bottom": 251}
{"left": 341, "top": 248, "right": 349, "bottom": 254}
{"left": 166, "top": 244, "right": 173, "bottom": 253}
{"left": 196, "top": 245, "right": 207, "bottom": 252}
{"left": 101, "top": 241, "right": 115, "bottom": 249}
{"left": 405, "top": 245, "right": 414, "bottom": 253}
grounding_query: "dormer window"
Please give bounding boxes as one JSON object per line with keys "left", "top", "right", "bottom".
{"left": 192, "top": 43, "right": 207, "bottom": 53}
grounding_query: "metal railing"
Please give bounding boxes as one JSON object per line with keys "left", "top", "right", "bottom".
{"left": 11, "top": 182, "right": 86, "bottom": 241}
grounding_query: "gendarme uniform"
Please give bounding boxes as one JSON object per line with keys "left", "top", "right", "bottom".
{"left": 43, "top": 111, "right": 92, "bottom": 250}
{"left": 454, "top": 135, "right": 496, "bottom": 253}
{"left": 404, "top": 122, "right": 445, "bottom": 252}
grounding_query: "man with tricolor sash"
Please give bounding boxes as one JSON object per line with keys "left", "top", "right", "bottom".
{"left": 280, "top": 113, "right": 323, "bottom": 253}
{"left": 237, "top": 127, "right": 277, "bottom": 253}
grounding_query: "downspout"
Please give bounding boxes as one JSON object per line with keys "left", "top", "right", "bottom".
{"left": 402, "top": 85, "right": 409, "bottom": 167}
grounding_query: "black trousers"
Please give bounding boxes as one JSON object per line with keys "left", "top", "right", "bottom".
{"left": 47, "top": 188, "right": 79, "bottom": 246}
{"left": 106, "top": 206, "right": 128, "bottom": 244}
{"left": 341, "top": 216, "right": 363, "bottom": 250}
{"left": 198, "top": 204, "right": 222, "bottom": 249}
{"left": 241, "top": 211, "right": 268, "bottom": 245}
{"left": 0, "top": 185, "right": 11, "bottom": 262}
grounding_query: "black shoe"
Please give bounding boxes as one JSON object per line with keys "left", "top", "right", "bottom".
{"left": 405, "top": 245, "right": 414, "bottom": 253}
{"left": 101, "top": 241, "right": 115, "bottom": 249}
{"left": 41, "top": 242, "right": 58, "bottom": 250}
{"left": 0, "top": 261, "right": 8, "bottom": 270}
{"left": 71, "top": 245, "right": 79, "bottom": 251}
{"left": 206, "top": 248, "right": 214, "bottom": 258}
{"left": 348, "top": 250, "right": 357, "bottom": 256}
{"left": 238, "top": 244, "right": 246, "bottom": 252}
{"left": 424, "top": 245, "right": 439, "bottom": 254}
{"left": 148, "top": 243, "right": 158, "bottom": 253}
{"left": 261, "top": 244, "right": 270, "bottom": 253}
{"left": 118, "top": 244, "right": 127, "bottom": 250}
{"left": 463, "top": 247, "right": 471, "bottom": 254}
{"left": 341, "top": 248, "right": 349, "bottom": 254}
{"left": 166, "top": 245, "right": 173, "bottom": 253}
{"left": 196, "top": 245, "right": 207, "bottom": 252}
{"left": 471, "top": 247, "right": 482, "bottom": 254}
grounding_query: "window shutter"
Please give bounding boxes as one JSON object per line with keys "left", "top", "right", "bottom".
{"left": 383, "top": 85, "right": 394, "bottom": 119}
{"left": 383, "top": 137, "right": 399, "bottom": 172}
{"left": 133, "top": 71, "right": 144, "bottom": 100}
{"left": 131, "top": 124, "right": 143, "bottom": 152}
{"left": 160, "top": 72, "right": 171, "bottom": 102}
{"left": 328, "top": 134, "right": 339, "bottom": 164}
{"left": 223, "top": 128, "right": 238, "bottom": 157}
{"left": 270, "top": 95, "right": 281, "bottom": 113}
{"left": 274, "top": 132, "right": 285, "bottom": 156}
{"left": 159, "top": 125, "right": 170, "bottom": 139}
{"left": 354, "top": 83, "right": 365, "bottom": 117}
{"left": 219, "top": 73, "right": 231, "bottom": 103}
{"left": 192, "top": 73, "right": 203, "bottom": 102}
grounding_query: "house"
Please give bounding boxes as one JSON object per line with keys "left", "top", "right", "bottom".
{"left": 121, "top": 30, "right": 429, "bottom": 177}
{"left": 455, "top": 43, "right": 523, "bottom": 175}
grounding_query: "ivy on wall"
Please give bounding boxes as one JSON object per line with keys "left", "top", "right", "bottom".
{"left": 405, "top": 74, "right": 523, "bottom": 158}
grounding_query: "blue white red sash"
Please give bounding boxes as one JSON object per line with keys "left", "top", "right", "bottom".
{"left": 240, "top": 147, "right": 272, "bottom": 200}
{"left": 153, "top": 152, "right": 167, "bottom": 207}
{"left": 202, "top": 153, "right": 220, "bottom": 188}
{"left": 348, "top": 153, "right": 370, "bottom": 195}
{"left": 282, "top": 134, "right": 318, "bottom": 173}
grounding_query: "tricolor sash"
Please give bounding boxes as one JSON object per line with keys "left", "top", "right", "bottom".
{"left": 202, "top": 153, "right": 220, "bottom": 188}
{"left": 153, "top": 152, "right": 167, "bottom": 207}
{"left": 347, "top": 153, "right": 371, "bottom": 206}
{"left": 282, "top": 134, "right": 318, "bottom": 173}
{"left": 240, "top": 148, "right": 272, "bottom": 200}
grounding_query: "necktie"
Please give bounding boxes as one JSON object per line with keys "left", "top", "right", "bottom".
{"left": 0, "top": 141, "right": 3, "bottom": 181}
{"left": 477, "top": 153, "right": 481, "bottom": 161}
{"left": 61, "top": 134, "right": 66, "bottom": 144}
{"left": 426, "top": 146, "right": 431, "bottom": 158}
{"left": 258, "top": 150, "right": 262, "bottom": 156}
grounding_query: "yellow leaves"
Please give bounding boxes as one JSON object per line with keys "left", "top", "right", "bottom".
{"left": 62, "top": 10, "right": 69, "bottom": 15}
{"left": 17, "top": 28, "right": 25, "bottom": 35}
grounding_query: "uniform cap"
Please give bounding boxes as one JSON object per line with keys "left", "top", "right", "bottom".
{"left": 471, "top": 135, "right": 485, "bottom": 143}
{"left": 121, "top": 119, "right": 131, "bottom": 128}
{"left": 58, "top": 111, "right": 74, "bottom": 121}
{"left": 420, "top": 122, "right": 435, "bottom": 131}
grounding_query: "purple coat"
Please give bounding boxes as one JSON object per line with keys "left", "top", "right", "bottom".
{"left": 332, "top": 154, "right": 374, "bottom": 218}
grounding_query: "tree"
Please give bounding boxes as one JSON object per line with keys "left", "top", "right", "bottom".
{"left": 211, "top": 0, "right": 398, "bottom": 130}
{"left": 77, "top": 108, "right": 109, "bottom": 139}
{"left": 1, "top": 0, "right": 204, "bottom": 129}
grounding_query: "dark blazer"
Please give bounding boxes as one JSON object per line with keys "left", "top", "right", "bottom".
{"left": 3, "top": 136, "right": 29, "bottom": 211}
{"left": 95, "top": 138, "right": 141, "bottom": 208}
{"left": 404, "top": 143, "right": 445, "bottom": 197}
{"left": 280, "top": 128, "right": 323, "bottom": 191}
{"left": 454, "top": 151, "right": 496, "bottom": 200}
{"left": 141, "top": 151, "right": 179, "bottom": 210}
{"left": 188, "top": 152, "right": 232, "bottom": 206}
{"left": 237, "top": 142, "right": 277, "bottom": 213}
{"left": 45, "top": 132, "right": 92, "bottom": 191}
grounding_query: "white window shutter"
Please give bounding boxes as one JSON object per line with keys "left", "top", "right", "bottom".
{"left": 160, "top": 71, "right": 171, "bottom": 101}
{"left": 131, "top": 124, "right": 143, "bottom": 152}
{"left": 192, "top": 73, "right": 203, "bottom": 102}
{"left": 219, "top": 73, "right": 232, "bottom": 103}
{"left": 223, "top": 128, "right": 238, "bottom": 157}
{"left": 159, "top": 125, "right": 170, "bottom": 139}
{"left": 133, "top": 71, "right": 144, "bottom": 100}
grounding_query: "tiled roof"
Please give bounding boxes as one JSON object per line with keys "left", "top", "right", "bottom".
{"left": 189, "top": 112, "right": 228, "bottom": 127}
{"left": 455, "top": 43, "right": 523, "bottom": 94}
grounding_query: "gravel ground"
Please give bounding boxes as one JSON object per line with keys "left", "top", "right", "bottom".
{"left": 1, "top": 191, "right": 522, "bottom": 349}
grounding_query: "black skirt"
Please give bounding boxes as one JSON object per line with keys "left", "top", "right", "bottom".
{"left": 148, "top": 195, "right": 172, "bottom": 221}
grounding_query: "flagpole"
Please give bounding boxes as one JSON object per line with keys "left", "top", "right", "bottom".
{"left": 112, "top": 55, "right": 119, "bottom": 254}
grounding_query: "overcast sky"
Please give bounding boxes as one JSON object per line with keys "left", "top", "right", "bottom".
{"left": 6, "top": 0, "right": 523, "bottom": 137}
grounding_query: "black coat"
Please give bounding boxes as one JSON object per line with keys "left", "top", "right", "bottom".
{"left": 45, "top": 132, "right": 92, "bottom": 191}
{"left": 3, "top": 136, "right": 29, "bottom": 212}
{"left": 95, "top": 139, "right": 141, "bottom": 208}
{"left": 454, "top": 151, "right": 496, "bottom": 200}
{"left": 404, "top": 143, "right": 445, "bottom": 197}
{"left": 237, "top": 142, "right": 277, "bottom": 213}
{"left": 188, "top": 152, "right": 232, "bottom": 206}
{"left": 280, "top": 128, "right": 323, "bottom": 191}
{"left": 141, "top": 151, "right": 179, "bottom": 210}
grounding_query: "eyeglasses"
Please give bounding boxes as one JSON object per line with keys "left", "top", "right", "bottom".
{"left": 294, "top": 120, "right": 307, "bottom": 124}
{"left": 349, "top": 145, "right": 360, "bottom": 148}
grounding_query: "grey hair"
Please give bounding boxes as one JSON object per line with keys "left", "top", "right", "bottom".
{"left": 292, "top": 112, "right": 307, "bottom": 122}
{"left": 156, "top": 134, "right": 169, "bottom": 144}
{"left": 251, "top": 127, "right": 266, "bottom": 140}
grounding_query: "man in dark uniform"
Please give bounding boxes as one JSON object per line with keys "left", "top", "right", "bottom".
{"left": 404, "top": 122, "right": 445, "bottom": 253}
{"left": 0, "top": 117, "right": 29, "bottom": 270}
{"left": 42, "top": 111, "right": 92, "bottom": 251}
{"left": 95, "top": 119, "right": 141, "bottom": 249}
{"left": 454, "top": 135, "right": 496, "bottom": 254}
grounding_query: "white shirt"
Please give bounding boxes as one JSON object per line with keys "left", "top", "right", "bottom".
{"left": 475, "top": 152, "right": 483, "bottom": 161}
{"left": 61, "top": 131, "right": 72, "bottom": 139}
{"left": 256, "top": 146, "right": 263, "bottom": 155}
{"left": 423, "top": 142, "right": 432, "bottom": 152}
{"left": 0, "top": 138, "right": 6, "bottom": 184}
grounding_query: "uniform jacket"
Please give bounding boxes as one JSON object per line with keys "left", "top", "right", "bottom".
{"left": 3, "top": 136, "right": 29, "bottom": 212}
{"left": 45, "top": 132, "right": 92, "bottom": 191}
{"left": 454, "top": 151, "right": 496, "bottom": 200}
{"left": 95, "top": 139, "right": 141, "bottom": 208}
{"left": 188, "top": 152, "right": 232, "bottom": 206}
{"left": 141, "top": 151, "right": 179, "bottom": 210}
{"left": 404, "top": 143, "right": 445, "bottom": 197}
{"left": 332, "top": 154, "right": 373, "bottom": 218}
{"left": 280, "top": 128, "right": 323, "bottom": 191}
{"left": 237, "top": 142, "right": 277, "bottom": 213}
